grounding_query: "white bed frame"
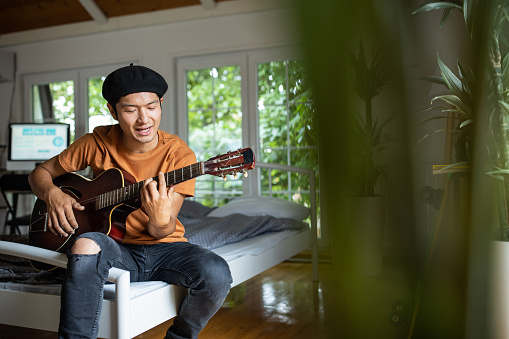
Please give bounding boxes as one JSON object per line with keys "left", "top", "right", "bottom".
{"left": 0, "top": 163, "right": 318, "bottom": 338}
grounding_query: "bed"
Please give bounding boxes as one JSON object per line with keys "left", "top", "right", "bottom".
{"left": 0, "top": 162, "right": 318, "bottom": 339}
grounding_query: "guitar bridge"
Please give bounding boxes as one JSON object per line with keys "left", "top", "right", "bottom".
{"left": 30, "top": 212, "right": 49, "bottom": 233}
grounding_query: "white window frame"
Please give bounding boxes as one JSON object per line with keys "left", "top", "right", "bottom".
{"left": 176, "top": 48, "right": 304, "bottom": 194}
{"left": 176, "top": 52, "right": 250, "bottom": 149}
{"left": 23, "top": 69, "right": 79, "bottom": 128}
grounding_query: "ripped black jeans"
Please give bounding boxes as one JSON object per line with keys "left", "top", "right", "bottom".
{"left": 58, "top": 232, "right": 232, "bottom": 339}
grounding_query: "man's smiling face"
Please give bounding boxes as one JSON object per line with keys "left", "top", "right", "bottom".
{"left": 108, "top": 91, "right": 163, "bottom": 153}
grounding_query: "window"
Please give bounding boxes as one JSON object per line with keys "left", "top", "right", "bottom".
{"left": 87, "top": 76, "right": 116, "bottom": 133}
{"left": 177, "top": 49, "right": 320, "bottom": 235}
{"left": 32, "top": 81, "right": 76, "bottom": 141}
{"left": 256, "top": 60, "right": 317, "bottom": 214}
{"left": 185, "top": 65, "right": 244, "bottom": 206}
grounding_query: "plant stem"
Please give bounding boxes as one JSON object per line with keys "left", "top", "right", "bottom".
{"left": 365, "top": 97, "right": 374, "bottom": 196}
{"left": 488, "top": 8, "right": 509, "bottom": 231}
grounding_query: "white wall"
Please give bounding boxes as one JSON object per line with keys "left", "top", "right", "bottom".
{"left": 0, "top": 4, "right": 299, "bottom": 145}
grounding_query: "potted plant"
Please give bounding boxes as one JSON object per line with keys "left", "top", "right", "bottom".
{"left": 413, "top": 0, "right": 509, "bottom": 236}
{"left": 346, "top": 42, "right": 393, "bottom": 276}
{"left": 412, "top": 1, "right": 509, "bottom": 336}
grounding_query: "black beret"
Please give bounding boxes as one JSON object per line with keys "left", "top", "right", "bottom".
{"left": 102, "top": 64, "right": 168, "bottom": 103}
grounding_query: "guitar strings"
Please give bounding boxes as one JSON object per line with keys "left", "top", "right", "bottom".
{"left": 72, "top": 163, "right": 203, "bottom": 210}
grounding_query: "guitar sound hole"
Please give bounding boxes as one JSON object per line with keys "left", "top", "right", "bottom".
{"left": 61, "top": 186, "right": 82, "bottom": 199}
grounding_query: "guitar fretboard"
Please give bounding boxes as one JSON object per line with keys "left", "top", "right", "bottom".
{"left": 96, "top": 162, "right": 203, "bottom": 210}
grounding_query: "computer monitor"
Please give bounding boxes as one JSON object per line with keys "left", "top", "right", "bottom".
{"left": 6, "top": 123, "right": 70, "bottom": 171}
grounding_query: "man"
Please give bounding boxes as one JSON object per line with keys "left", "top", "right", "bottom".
{"left": 28, "top": 64, "right": 232, "bottom": 339}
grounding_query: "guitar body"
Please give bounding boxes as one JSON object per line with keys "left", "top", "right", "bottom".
{"left": 29, "top": 169, "right": 139, "bottom": 270}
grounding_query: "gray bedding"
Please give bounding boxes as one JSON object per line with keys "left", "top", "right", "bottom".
{"left": 0, "top": 235, "right": 65, "bottom": 284}
{"left": 183, "top": 213, "right": 306, "bottom": 249}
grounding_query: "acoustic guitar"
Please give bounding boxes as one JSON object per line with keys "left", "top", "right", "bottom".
{"left": 28, "top": 147, "right": 255, "bottom": 270}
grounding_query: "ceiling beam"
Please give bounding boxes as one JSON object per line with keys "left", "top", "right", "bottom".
{"left": 199, "top": 0, "right": 216, "bottom": 10}
{"left": 78, "top": 0, "right": 108, "bottom": 25}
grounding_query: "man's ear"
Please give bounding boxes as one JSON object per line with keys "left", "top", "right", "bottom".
{"left": 107, "top": 103, "right": 117, "bottom": 121}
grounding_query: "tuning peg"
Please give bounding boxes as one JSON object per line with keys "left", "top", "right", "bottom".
{"left": 233, "top": 173, "right": 238, "bottom": 179}
{"left": 243, "top": 170, "right": 248, "bottom": 178}
{"left": 223, "top": 175, "right": 227, "bottom": 182}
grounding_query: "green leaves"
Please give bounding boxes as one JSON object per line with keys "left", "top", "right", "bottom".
{"left": 415, "top": 54, "right": 474, "bottom": 152}
{"left": 411, "top": 2, "right": 462, "bottom": 15}
{"left": 418, "top": 75, "right": 447, "bottom": 87}
{"left": 350, "top": 42, "right": 391, "bottom": 102}
{"left": 463, "top": 0, "right": 479, "bottom": 37}
{"left": 412, "top": 0, "right": 479, "bottom": 36}
{"left": 432, "top": 94, "right": 471, "bottom": 117}
{"left": 437, "top": 55, "right": 461, "bottom": 91}
{"left": 350, "top": 42, "right": 393, "bottom": 195}
{"left": 425, "top": 54, "right": 474, "bottom": 121}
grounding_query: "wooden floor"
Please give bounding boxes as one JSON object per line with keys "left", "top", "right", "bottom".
{"left": 0, "top": 258, "right": 413, "bottom": 339}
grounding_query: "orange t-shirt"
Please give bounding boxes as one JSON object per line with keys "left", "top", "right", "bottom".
{"left": 57, "top": 124, "right": 196, "bottom": 244}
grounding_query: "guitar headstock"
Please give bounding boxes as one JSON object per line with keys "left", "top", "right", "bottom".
{"left": 203, "top": 147, "right": 255, "bottom": 179}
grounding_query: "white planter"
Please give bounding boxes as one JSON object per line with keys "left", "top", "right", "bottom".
{"left": 491, "top": 241, "right": 509, "bottom": 338}
{"left": 346, "top": 196, "right": 385, "bottom": 276}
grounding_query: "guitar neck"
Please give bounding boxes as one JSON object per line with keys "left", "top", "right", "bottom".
{"left": 95, "top": 147, "right": 255, "bottom": 210}
{"left": 96, "top": 162, "right": 204, "bottom": 209}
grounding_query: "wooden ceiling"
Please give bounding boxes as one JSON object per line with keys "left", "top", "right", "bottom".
{"left": 0, "top": 0, "right": 231, "bottom": 35}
